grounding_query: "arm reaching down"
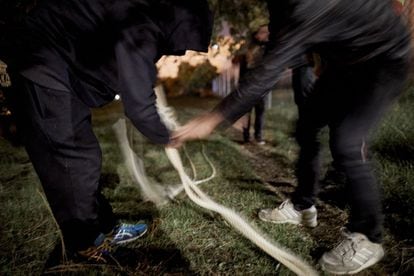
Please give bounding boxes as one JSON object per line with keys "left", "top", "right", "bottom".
{"left": 115, "top": 33, "right": 170, "bottom": 145}
{"left": 170, "top": 112, "right": 224, "bottom": 148}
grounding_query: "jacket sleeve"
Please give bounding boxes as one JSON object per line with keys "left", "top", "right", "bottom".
{"left": 214, "top": 36, "right": 307, "bottom": 124}
{"left": 115, "top": 37, "right": 170, "bottom": 145}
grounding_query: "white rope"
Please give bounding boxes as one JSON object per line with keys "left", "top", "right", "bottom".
{"left": 184, "top": 145, "right": 198, "bottom": 180}
{"left": 115, "top": 85, "right": 318, "bottom": 275}
{"left": 112, "top": 119, "right": 169, "bottom": 206}
{"left": 154, "top": 85, "right": 318, "bottom": 275}
{"left": 165, "top": 148, "right": 318, "bottom": 276}
{"left": 112, "top": 119, "right": 216, "bottom": 204}
{"left": 166, "top": 145, "right": 217, "bottom": 199}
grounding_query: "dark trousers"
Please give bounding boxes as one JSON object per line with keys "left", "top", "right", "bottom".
{"left": 292, "top": 64, "right": 316, "bottom": 107}
{"left": 242, "top": 97, "right": 266, "bottom": 142}
{"left": 13, "top": 77, "right": 116, "bottom": 252}
{"left": 291, "top": 59, "right": 408, "bottom": 243}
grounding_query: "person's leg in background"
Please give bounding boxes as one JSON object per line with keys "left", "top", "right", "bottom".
{"left": 259, "top": 73, "right": 328, "bottom": 226}
{"left": 291, "top": 104, "right": 326, "bottom": 210}
{"left": 253, "top": 97, "right": 266, "bottom": 144}
{"left": 290, "top": 64, "right": 321, "bottom": 209}
{"left": 242, "top": 111, "right": 252, "bottom": 143}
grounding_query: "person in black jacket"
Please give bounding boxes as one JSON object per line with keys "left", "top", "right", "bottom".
{"left": 172, "top": 0, "right": 411, "bottom": 274}
{"left": 1, "top": 0, "right": 212, "bottom": 261}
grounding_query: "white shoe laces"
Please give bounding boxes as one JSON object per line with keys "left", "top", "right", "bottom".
{"left": 333, "top": 229, "right": 365, "bottom": 263}
{"left": 278, "top": 200, "right": 290, "bottom": 210}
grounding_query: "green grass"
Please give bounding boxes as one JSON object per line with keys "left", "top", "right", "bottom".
{"left": 0, "top": 88, "right": 413, "bottom": 275}
{"left": 372, "top": 87, "right": 414, "bottom": 243}
{"left": 0, "top": 139, "right": 58, "bottom": 275}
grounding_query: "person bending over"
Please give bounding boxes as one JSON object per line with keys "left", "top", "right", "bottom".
{"left": 1, "top": 0, "right": 212, "bottom": 262}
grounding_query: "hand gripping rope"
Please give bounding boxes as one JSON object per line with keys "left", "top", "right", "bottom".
{"left": 112, "top": 118, "right": 216, "bottom": 205}
{"left": 113, "top": 86, "right": 318, "bottom": 276}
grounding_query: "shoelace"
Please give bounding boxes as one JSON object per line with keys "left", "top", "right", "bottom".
{"left": 278, "top": 200, "right": 291, "bottom": 210}
{"left": 334, "top": 229, "right": 364, "bottom": 262}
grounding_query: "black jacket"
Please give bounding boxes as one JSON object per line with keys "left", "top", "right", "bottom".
{"left": 216, "top": 0, "right": 411, "bottom": 123}
{"left": 2, "top": 0, "right": 212, "bottom": 144}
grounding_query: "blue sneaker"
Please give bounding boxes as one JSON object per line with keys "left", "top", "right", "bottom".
{"left": 111, "top": 223, "right": 148, "bottom": 245}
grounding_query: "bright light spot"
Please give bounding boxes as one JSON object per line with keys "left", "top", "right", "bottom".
{"left": 211, "top": 44, "right": 219, "bottom": 51}
{"left": 114, "top": 94, "right": 121, "bottom": 101}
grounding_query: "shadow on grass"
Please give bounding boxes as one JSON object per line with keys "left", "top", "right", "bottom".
{"left": 373, "top": 143, "right": 414, "bottom": 164}
{"left": 42, "top": 170, "right": 193, "bottom": 275}
{"left": 383, "top": 197, "right": 414, "bottom": 241}
{"left": 42, "top": 197, "right": 194, "bottom": 275}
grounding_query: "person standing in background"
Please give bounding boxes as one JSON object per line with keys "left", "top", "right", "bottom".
{"left": 238, "top": 25, "right": 270, "bottom": 145}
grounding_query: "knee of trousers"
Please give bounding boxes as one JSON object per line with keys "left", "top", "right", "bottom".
{"left": 330, "top": 138, "right": 368, "bottom": 167}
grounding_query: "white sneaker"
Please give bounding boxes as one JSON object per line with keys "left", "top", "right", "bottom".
{"left": 255, "top": 139, "right": 266, "bottom": 145}
{"left": 319, "top": 228, "right": 384, "bottom": 275}
{"left": 258, "top": 199, "right": 317, "bottom": 227}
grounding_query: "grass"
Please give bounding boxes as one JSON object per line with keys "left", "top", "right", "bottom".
{"left": 0, "top": 88, "right": 413, "bottom": 275}
{"left": 372, "top": 86, "right": 414, "bottom": 243}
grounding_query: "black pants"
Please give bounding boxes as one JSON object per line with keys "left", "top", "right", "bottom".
{"left": 292, "top": 64, "right": 316, "bottom": 107}
{"left": 242, "top": 97, "right": 266, "bottom": 142}
{"left": 291, "top": 58, "right": 408, "bottom": 243}
{"left": 13, "top": 77, "right": 116, "bottom": 252}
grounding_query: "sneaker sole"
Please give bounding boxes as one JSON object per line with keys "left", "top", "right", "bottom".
{"left": 113, "top": 227, "right": 148, "bottom": 245}
{"left": 258, "top": 214, "right": 317, "bottom": 228}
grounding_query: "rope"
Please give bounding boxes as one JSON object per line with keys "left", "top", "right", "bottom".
{"left": 154, "top": 86, "right": 318, "bottom": 275}
{"left": 112, "top": 119, "right": 169, "bottom": 206}
{"left": 164, "top": 148, "right": 318, "bottom": 276}
{"left": 166, "top": 144, "right": 217, "bottom": 199}
{"left": 115, "top": 85, "right": 318, "bottom": 275}
{"left": 112, "top": 119, "right": 216, "bottom": 205}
